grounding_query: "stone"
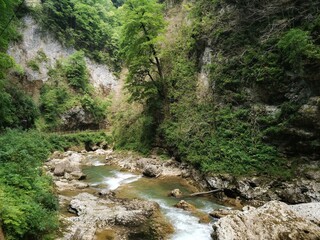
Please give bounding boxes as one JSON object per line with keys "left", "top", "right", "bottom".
{"left": 169, "top": 189, "right": 183, "bottom": 198}
{"left": 63, "top": 193, "right": 171, "bottom": 240}
{"left": 290, "top": 202, "right": 320, "bottom": 225}
{"left": 53, "top": 159, "right": 70, "bottom": 176}
{"left": 174, "top": 200, "right": 196, "bottom": 211}
{"left": 210, "top": 208, "right": 240, "bottom": 219}
{"left": 143, "top": 165, "right": 161, "bottom": 178}
{"left": 212, "top": 201, "right": 320, "bottom": 240}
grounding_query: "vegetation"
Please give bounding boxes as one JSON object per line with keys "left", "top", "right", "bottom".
{"left": 0, "top": 129, "right": 111, "bottom": 239}
{"left": 39, "top": 0, "right": 120, "bottom": 70}
{"left": 113, "top": 0, "right": 320, "bottom": 177}
{"left": 39, "top": 51, "right": 109, "bottom": 131}
{"left": 0, "top": 130, "right": 58, "bottom": 240}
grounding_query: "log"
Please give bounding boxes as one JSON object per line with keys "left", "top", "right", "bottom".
{"left": 188, "top": 189, "right": 223, "bottom": 197}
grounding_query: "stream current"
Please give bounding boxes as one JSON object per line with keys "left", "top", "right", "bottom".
{"left": 82, "top": 155, "right": 223, "bottom": 240}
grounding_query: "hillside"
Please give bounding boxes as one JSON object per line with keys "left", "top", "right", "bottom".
{"left": 0, "top": 0, "right": 319, "bottom": 239}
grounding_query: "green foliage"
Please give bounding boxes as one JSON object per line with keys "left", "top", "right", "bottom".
{"left": 47, "top": 130, "right": 112, "bottom": 151}
{"left": 63, "top": 51, "right": 89, "bottom": 92}
{"left": 277, "top": 28, "right": 320, "bottom": 73}
{"left": 40, "top": 0, "right": 120, "bottom": 69}
{"left": 40, "top": 83, "right": 70, "bottom": 128}
{"left": 80, "top": 94, "right": 109, "bottom": 122}
{"left": 0, "top": 129, "right": 111, "bottom": 239}
{"left": 0, "top": 130, "right": 58, "bottom": 240}
{"left": 113, "top": 110, "right": 155, "bottom": 155}
{"left": 0, "top": 80, "right": 39, "bottom": 130}
{"left": 27, "top": 59, "right": 40, "bottom": 71}
{"left": 39, "top": 54, "right": 108, "bottom": 131}
{"left": 0, "top": 0, "right": 20, "bottom": 52}
{"left": 119, "top": 0, "right": 166, "bottom": 101}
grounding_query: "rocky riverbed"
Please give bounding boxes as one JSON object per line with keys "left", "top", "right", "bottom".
{"left": 45, "top": 148, "right": 320, "bottom": 239}
{"left": 45, "top": 150, "right": 174, "bottom": 240}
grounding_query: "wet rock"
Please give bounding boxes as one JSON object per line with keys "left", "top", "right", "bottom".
{"left": 169, "top": 189, "right": 183, "bottom": 198}
{"left": 174, "top": 200, "right": 196, "bottom": 212}
{"left": 212, "top": 201, "right": 320, "bottom": 240}
{"left": 143, "top": 165, "right": 162, "bottom": 178}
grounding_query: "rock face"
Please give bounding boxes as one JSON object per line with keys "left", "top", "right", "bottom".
{"left": 7, "top": 16, "right": 117, "bottom": 90}
{"left": 60, "top": 106, "right": 100, "bottom": 130}
{"left": 212, "top": 201, "right": 320, "bottom": 240}
{"left": 205, "top": 171, "right": 320, "bottom": 204}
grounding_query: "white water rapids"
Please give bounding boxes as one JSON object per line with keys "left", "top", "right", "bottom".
{"left": 85, "top": 161, "right": 215, "bottom": 240}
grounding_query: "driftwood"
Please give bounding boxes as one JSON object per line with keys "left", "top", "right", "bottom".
{"left": 188, "top": 189, "right": 223, "bottom": 197}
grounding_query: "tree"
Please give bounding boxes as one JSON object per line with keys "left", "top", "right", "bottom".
{"left": 119, "top": 0, "right": 166, "bottom": 101}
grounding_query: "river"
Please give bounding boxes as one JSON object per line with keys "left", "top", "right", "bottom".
{"left": 80, "top": 155, "right": 224, "bottom": 240}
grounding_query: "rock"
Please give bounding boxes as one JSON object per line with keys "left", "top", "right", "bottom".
{"left": 143, "top": 165, "right": 162, "bottom": 178}
{"left": 63, "top": 193, "right": 172, "bottom": 240}
{"left": 210, "top": 208, "right": 240, "bottom": 219}
{"left": 94, "top": 148, "right": 107, "bottom": 155}
{"left": 98, "top": 189, "right": 109, "bottom": 197}
{"left": 212, "top": 201, "right": 320, "bottom": 240}
{"left": 290, "top": 202, "right": 320, "bottom": 225}
{"left": 169, "top": 189, "right": 183, "bottom": 198}
{"left": 60, "top": 106, "right": 99, "bottom": 131}
{"left": 174, "top": 200, "right": 196, "bottom": 211}
{"left": 53, "top": 159, "right": 69, "bottom": 176}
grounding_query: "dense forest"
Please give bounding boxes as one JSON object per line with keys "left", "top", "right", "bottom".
{"left": 0, "top": 0, "right": 319, "bottom": 239}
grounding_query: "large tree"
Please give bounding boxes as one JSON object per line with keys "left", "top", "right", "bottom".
{"left": 119, "top": 0, "right": 166, "bottom": 101}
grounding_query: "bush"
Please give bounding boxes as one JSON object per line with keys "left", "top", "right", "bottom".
{"left": 63, "top": 51, "right": 89, "bottom": 92}
{"left": 0, "top": 130, "right": 58, "bottom": 240}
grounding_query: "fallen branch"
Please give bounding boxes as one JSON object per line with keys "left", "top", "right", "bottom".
{"left": 188, "top": 189, "right": 223, "bottom": 197}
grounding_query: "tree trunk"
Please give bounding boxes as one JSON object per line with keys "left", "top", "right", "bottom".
{"left": 188, "top": 189, "right": 223, "bottom": 197}
{"left": 0, "top": 225, "right": 5, "bottom": 240}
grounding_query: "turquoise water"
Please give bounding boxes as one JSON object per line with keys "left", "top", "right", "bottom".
{"left": 82, "top": 157, "right": 223, "bottom": 240}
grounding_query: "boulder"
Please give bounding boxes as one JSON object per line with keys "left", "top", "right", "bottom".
{"left": 290, "top": 202, "right": 320, "bottom": 225}
{"left": 210, "top": 208, "right": 240, "bottom": 219}
{"left": 143, "top": 165, "right": 161, "bottom": 178}
{"left": 212, "top": 201, "right": 320, "bottom": 240}
{"left": 63, "top": 193, "right": 172, "bottom": 240}
{"left": 174, "top": 200, "right": 196, "bottom": 212}
{"left": 53, "top": 159, "right": 70, "bottom": 176}
{"left": 169, "top": 189, "right": 183, "bottom": 198}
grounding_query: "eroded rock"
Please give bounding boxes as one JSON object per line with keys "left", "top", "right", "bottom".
{"left": 212, "top": 201, "right": 320, "bottom": 240}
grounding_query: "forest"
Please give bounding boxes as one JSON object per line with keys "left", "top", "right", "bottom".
{"left": 0, "top": 0, "right": 319, "bottom": 239}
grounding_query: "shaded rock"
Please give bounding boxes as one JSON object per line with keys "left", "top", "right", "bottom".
{"left": 212, "top": 201, "right": 320, "bottom": 240}
{"left": 169, "top": 189, "right": 183, "bottom": 198}
{"left": 61, "top": 106, "right": 99, "bottom": 131}
{"left": 143, "top": 165, "right": 162, "bottom": 178}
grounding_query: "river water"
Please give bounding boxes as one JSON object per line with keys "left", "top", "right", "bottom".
{"left": 82, "top": 156, "right": 223, "bottom": 240}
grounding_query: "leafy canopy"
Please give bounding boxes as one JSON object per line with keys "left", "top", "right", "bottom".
{"left": 119, "top": 0, "right": 166, "bottom": 101}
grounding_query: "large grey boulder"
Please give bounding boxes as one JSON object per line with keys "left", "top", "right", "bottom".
{"left": 212, "top": 201, "right": 320, "bottom": 240}
{"left": 143, "top": 165, "right": 162, "bottom": 177}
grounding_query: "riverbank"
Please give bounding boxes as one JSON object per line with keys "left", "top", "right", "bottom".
{"left": 46, "top": 148, "right": 320, "bottom": 239}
